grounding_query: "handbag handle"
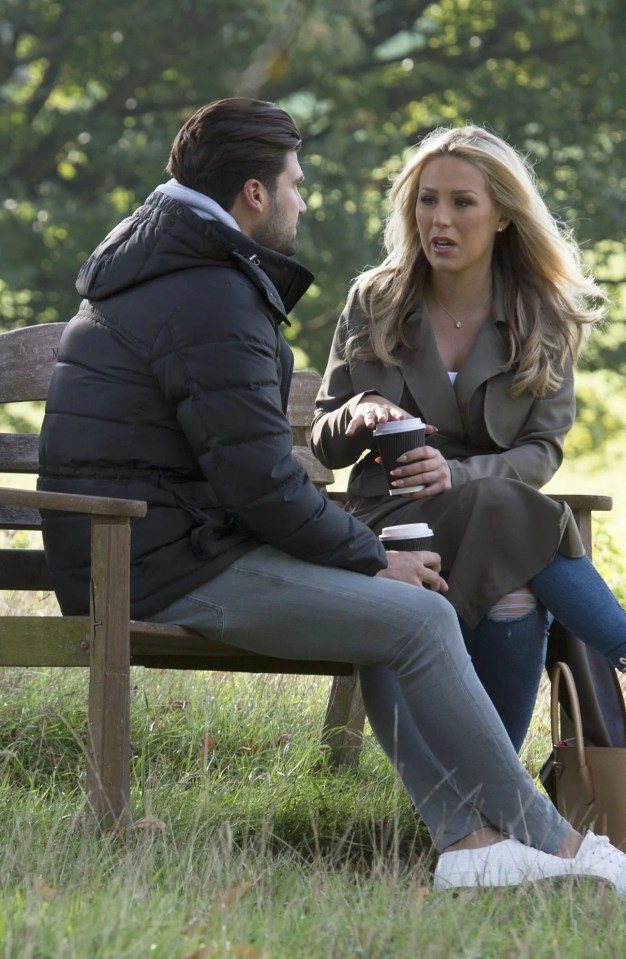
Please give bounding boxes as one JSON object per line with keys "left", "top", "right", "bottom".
{"left": 550, "top": 660, "right": 595, "bottom": 805}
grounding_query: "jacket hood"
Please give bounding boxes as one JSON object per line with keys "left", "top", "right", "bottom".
{"left": 76, "top": 191, "right": 314, "bottom": 314}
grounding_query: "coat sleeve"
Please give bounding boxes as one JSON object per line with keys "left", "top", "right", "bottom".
{"left": 447, "top": 367, "right": 575, "bottom": 490}
{"left": 311, "top": 305, "right": 381, "bottom": 468}
{"left": 152, "top": 272, "right": 387, "bottom": 575}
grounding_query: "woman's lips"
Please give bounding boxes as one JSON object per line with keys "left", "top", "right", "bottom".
{"left": 432, "top": 238, "right": 456, "bottom": 253}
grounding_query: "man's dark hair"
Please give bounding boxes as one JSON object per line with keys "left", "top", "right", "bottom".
{"left": 166, "top": 97, "right": 302, "bottom": 210}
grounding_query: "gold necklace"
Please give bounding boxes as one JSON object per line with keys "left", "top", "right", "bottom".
{"left": 432, "top": 290, "right": 492, "bottom": 329}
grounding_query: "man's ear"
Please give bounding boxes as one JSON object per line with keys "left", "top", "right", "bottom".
{"left": 230, "top": 178, "right": 269, "bottom": 235}
{"left": 240, "top": 178, "right": 267, "bottom": 213}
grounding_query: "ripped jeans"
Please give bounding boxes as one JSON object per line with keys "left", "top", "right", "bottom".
{"left": 461, "top": 602, "right": 548, "bottom": 752}
{"left": 443, "top": 553, "right": 626, "bottom": 751}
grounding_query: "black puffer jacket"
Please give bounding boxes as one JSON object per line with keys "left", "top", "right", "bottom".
{"left": 38, "top": 191, "right": 387, "bottom": 617}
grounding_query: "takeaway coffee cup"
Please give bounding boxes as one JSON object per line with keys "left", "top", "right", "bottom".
{"left": 372, "top": 417, "right": 426, "bottom": 495}
{"left": 379, "top": 523, "right": 434, "bottom": 552}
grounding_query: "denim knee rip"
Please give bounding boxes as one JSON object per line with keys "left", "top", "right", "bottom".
{"left": 486, "top": 591, "right": 537, "bottom": 623}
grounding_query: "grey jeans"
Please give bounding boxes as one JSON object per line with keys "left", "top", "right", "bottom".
{"left": 148, "top": 544, "right": 569, "bottom": 853}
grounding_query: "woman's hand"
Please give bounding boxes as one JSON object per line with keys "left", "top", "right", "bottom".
{"left": 347, "top": 395, "right": 447, "bottom": 494}
{"left": 345, "top": 395, "right": 409, "bottom": 436}
{"left": 388, "top": 445, "right": 452, "bottom": 496}
{"left": 376, "top": 550, "right": 448, "bottom": 592}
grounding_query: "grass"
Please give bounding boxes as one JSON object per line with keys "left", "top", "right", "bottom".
{"left": 1, "top": 641, "right": 626, "bottom": 958}
{"left": 2, "top": 415, "right": 626, "bottom": 955}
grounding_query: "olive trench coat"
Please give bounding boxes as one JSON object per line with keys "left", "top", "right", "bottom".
{"left": 311, "top": 296, "right": 584, "bottom": 628}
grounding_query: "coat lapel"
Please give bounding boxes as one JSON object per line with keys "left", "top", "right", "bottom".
{"left": 397, "top": 305, "right": 464, "bottom": 435}
{"left": 454, "top": 314, "right": 509, "bottom": 409}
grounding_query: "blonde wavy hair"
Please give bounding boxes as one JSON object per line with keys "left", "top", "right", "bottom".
{"left": 349, "top": 125, "right": 607, "bottom": 397}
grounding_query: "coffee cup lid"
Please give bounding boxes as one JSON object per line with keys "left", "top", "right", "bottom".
{"left": 372, "top": 417, "right": 425, "bottom": 436}
{"left": 379, "top": 522, "right": 433, "bottom": 539}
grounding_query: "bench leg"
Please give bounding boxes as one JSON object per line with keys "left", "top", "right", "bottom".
{"left": 321, "top": 673, "right": 366, "bottom": 768}
{"left": 86, "top": 516, "right": 131, "bottom": 830}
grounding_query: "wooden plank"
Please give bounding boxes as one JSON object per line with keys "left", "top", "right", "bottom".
{"left": 288, "top": 370, "right": 322, "bottom": 446}
{"left": 136, "top": 654, "right": 354, "bottom": 674}
{"left": 0, "top": 616, "right": 89, "bottom": 664}
{"left": 548, "top": 493, "right": 613, "bottom": 558}
{"left": 0, "top": 611, "right": 355, "bottom": 675}
{"left": 0, "top": 549, "right": 52, "bottom": 590}
{"left": 549, "top": 493, "right": 613, "bottom": 513}
{"left": 0, "top": 505, "right": 42, "bottom": 531}
{"left": 87, "top": 516, "right": 132, "bottom": 828}
{"left": 0, "top": 486, "right": 147, "bottom": 518}
{"left": 292, "top": 446, "right": 334, "bottom": 486}
{"left": 322, "top": 673, "right": 366, "bottom": 768}
{"left": 287, "top": 370, "right": 322, "bottom": 427}
{"left": 127, "top": 621, "right": 354, "bottom": 674}
{"left": 0, "top": 323, "right": 65, "bottom": 403}
{"left": 0, "top": 434, "right": 40, "bottom": 473}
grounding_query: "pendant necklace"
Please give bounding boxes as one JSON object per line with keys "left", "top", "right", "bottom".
{"left": 432, "top": 289, "right": 492, "bottom": 329}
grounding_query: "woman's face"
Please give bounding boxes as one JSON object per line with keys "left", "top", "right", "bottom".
{"left": 415, "top": 155, "right": 508, "bottom": 279}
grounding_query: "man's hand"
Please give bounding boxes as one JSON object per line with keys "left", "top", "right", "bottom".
{"left": 376, "top": 550, "right": 448, "bottom": 592}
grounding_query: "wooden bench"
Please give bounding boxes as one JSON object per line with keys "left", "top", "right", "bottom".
{"left": 0, "top": 322, "right": 617, "bottom": 828}
{"left": 0, "top": 323, "right": 362, "bottom": 829}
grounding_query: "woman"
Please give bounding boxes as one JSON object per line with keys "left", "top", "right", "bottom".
{"left": 311, "top": 124, "right": 625, "bottom": 752}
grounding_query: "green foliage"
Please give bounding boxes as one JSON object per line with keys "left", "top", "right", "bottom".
{"left": 2, "top": 0, "right": 626, "bottom": 447}
{"left": 565, "top": 370, "right": 626, "bottom": 458}
{"left": 591, "top": 517, "right": 626, "bottom": 609}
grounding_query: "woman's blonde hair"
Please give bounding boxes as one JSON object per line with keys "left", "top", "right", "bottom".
{"left": 349, "top": 125, "right": 607, "bottom": 396}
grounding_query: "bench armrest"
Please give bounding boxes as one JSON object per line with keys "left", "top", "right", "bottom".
{"left": 0, "top": 486, "right": 147, "bottom": 519}
{"left": 548, "top": 493, "right": 613, "bottom": 512}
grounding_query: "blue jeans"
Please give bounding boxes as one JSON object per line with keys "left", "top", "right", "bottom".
{"left": 451, "top": 554, "right": 626, "bottom": 752}
{"left": 148, "top": 544, "right": 569, "bottom": 853}
{"left": 461, "top": 606, "right": 549, "bottom": 752}
{"left": 530, "top": 553, "right": 626, "bottom": 668}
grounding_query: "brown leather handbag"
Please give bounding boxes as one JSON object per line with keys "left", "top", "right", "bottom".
{"left": 551, "top": 660, "right": 626, "bottom": 850}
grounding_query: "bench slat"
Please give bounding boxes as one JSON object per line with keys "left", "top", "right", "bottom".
{"left": 0, "top": 549, "right": 52, "bottom": 590}
{"left": 0, "top": 323, "right": 65, "bottom": 403}
{"left": 0, "top": 434, "right": 40, "bottom": 473}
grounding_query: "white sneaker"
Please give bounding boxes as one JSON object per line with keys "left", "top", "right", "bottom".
{"left": 565, "top": 832, "right": 626, "bottom": 894}
{"left": 433, "top": 838, "right": 572, "bottom": 890}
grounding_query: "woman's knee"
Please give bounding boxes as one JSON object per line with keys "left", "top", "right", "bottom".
{"left": 487, "top": 586, "right": 539, "bottom": 623}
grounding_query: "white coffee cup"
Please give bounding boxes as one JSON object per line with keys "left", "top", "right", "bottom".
{"left": 379, "top": 522, "right": 434, "bottom": 551}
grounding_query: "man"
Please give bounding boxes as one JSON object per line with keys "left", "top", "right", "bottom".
{"left": 38, "top": 98, "right": 625, "bottom": 893}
